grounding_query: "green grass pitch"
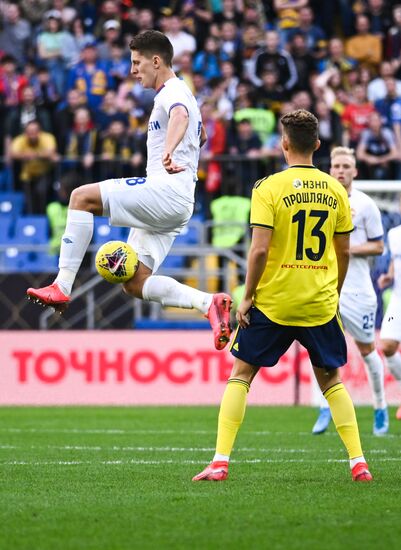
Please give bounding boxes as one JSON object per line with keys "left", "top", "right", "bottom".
{"left": 1, "top": 406, "right": 401, "bottom": 550}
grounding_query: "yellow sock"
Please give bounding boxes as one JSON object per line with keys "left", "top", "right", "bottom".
{"left": 324, "top": 382, "right": 363, "bottom": 459}
{"left": 215, "top": 378, "right": 250, "bottom": 457}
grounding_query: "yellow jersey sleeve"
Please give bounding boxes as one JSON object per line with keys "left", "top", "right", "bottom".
{"left": 250, "top": 178, "right": 274, "bottom": 229}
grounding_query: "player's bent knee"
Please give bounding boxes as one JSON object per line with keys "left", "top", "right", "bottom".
{"left": 69, "top": 184, "right": 102, "bottom": 214}
{"left": 380, "top": 339, "right": 399, "bottom": 357}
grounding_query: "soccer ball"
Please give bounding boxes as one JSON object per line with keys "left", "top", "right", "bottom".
{"left": 95, "top": 241, "right": 139, "bottom": 284}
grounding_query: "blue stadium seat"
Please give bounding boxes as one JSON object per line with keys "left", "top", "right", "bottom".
{"left": 0, "top": 192, "right": 25, "bottom": 217}
{"left": 0, "top": 216, "right": 13, "bottom": 243}
{"left": 0, "top": 248, "right": 58, "bottom": 273}
{"left": 93, "top": 217, "right": 126, "bottom": 244}
{"left": 13, "top": 215, "right": 49, "bottom": 244}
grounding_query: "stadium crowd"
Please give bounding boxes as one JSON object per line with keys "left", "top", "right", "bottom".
{"left": 1, "top": 0, "right": 401, "bottom": 217}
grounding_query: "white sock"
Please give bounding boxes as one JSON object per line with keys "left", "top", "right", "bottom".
{"left": 350, "top": 456, "right": 366, "bottom": 469}
{"left": 386, "top": 351, "right": 401, "bottom": 384}
{"left": 55, "top": 209, "right": 94, "bottom": 295}
{"left": 142, "top": 275, "right": 212, "bottom": 313}
{"left": 213, "top": 453, "right": 230, "bottom": 463}
{"left": 363, "top": 349, "right": 387, "bottom": 409}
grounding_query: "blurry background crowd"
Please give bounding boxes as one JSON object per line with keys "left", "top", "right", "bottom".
{"left": 1, "top": 0, "right": 401, "bottom": 217}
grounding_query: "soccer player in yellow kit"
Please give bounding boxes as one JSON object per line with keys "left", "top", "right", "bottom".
{"left": 193, "top": 109, "right": 373, "bottom": 482}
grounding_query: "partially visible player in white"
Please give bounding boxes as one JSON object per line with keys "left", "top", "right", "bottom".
{"left": 26, "top": 30, "right": 232, "bottom": 350}
{"left": 312, "top": 146, "right": 389, "bottom": 436}
{"left": 378, "top": 200, "right": 401, "bottom": 419}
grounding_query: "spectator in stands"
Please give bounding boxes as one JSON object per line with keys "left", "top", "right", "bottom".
{"left": 367, "top": 60, "right": 401, "bottom": 102}
{"left": 374, "top": 76, "right": 401, "bottom": 131}
{"left": 94, "top": 90, "right": 128, "bottom": 133}
{"left": 249, "top": 29, "right": 298, "bottom": 91}
{"left": 97, "top": 19, "right": 122, "bottom": 61}
{"left": 273, "top": 0, "right": 308, "bottom": 47}
{"left": 36, "top": 10, "right": 71, "bottom": 95}
{"left": 227, "top": 117, "right": 262, "bottom": 195}
{"left": 385, "top": 3, "right": 401, "bottom": 61}
{"left": 366, "top": 0, "right": 392, "bottom": 37}
{"left": 233, "top": 93, "right": 275, "bottom": 145}
{"left": 214, "top": 0, "right": 244, "bottom": 27}
{"left": 288, "top": 5, "right": 327, "bottom": 54}
{"left": 0, "top": 55, "right": 28, "bottom": 108}
{"left": 317, "top": 37, "right": 357, "bottom": 77}
{"left": 165, "top": 15, "right": 196, "bottom": 72}
{"left": 345, "top": 13, "right": 382, "bottom": 71}
{"left": 255, "top": 69, "right": 286, "bottom": 115}
{"left": 0, "top": 3, "right": 31, "bottom": 67}
{"left": 192, "top": 36, "right": 228, "bottom": 80}
{"left": 108, "top": 41, "right": 130, "bottom": 87}
{"left": 69, "top": 16, "right": 96, "bottom": 64}
{"left": 32, "top": 67, "right": 60, "bottom": 114}
{"left": 220, "top": 21, "right": 243, "bottom": 73}
{"left": 177, "top": 51, "right": 195, "bottom": 93}
{"left": 67, "top": 42, "right": 114, "bottom": 110}
{"left": 53, "top": 88, "right": 86, "bottom": 154}
{"left": 192, "top": 72, "right": 211, "bottom": 106}
{"left": 93, "top": 0, "right": 121, "bottom": 39}
{"left": 19, "top": 0, "right": 52, "bottom": 28}
{"left": 64, "top": 107, "right": 97, "bottom": 183}
{"left": 288, "top": 32, "right": 316, "bottom": 92}
{"left": 47, "top": 171, "right": 77, "bottom": 255}
{"left": 198, "top": 100, "right": 227, "bottom": 195}
{"left": 10, "top": 119, "right": 58, "bottom": 213}
{"left": 314, "top": 99, "right": 342, "bottom": 172}
{"left": 341, "top": 84, "right": 375, "bottom": 147}
{"left": 241, "top": 23, "right": 264, "bottom": 81}
{"left": 208, "top": 77, "right": 234, "bottom": 121}
{"left": 5, "top": 85, "right": 52, "bottom": 148}
{"left": 180, "top": 0, "right": 213, "bottom": 49}
{"left": 220, "top": 60, "right": 240, "bottom": 106}
{"left": 100, "top": 120, "right": 144, "bottom": 180}
{"left": 291, "top": 89, "right": 314, "bottom": 112}
{"left": 52, "top": 0, "right": 77, "bottom": 27}
{"left": 356, "top": 110, "right": 398, "bottom": 179}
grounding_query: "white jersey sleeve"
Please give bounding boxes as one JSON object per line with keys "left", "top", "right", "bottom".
{"left": 146, "top": 77, "right": 202, "bottom": 186}
{"left": 341, "top": 189, "right": 383, "bottom": 297}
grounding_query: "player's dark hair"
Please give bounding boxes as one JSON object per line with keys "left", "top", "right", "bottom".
{"left": 129, "top": 30, "right": 173, "bottom": 68}
{"left": 280, "top": 109, "right": 319, "bottom": 153}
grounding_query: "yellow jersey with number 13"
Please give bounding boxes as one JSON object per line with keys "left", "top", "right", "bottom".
{"left": 250, "top": 165, "right": 353, "bottom": 326}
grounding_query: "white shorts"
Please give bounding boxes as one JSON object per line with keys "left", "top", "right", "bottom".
{"left": 380, "top": 296, "right": 401, "bottom": 341}
{"left": 340, "top": 292, "right": 377, "bottom": 344}
{"left": 100, "top": 175, "right": 194, "bottom": 273}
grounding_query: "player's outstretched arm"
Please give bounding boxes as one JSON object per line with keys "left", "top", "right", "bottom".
{"left": 333, "top": 233, "right": 350, "bottom": 295}
{"left": 350, "top": 239, "right": 384, "bottom": 257}
{"left": 200, "top": 122, "right": 207, "bottom": 148}
{"left": 237, "top": 227, "right": 272, "bottom": 328}
{"left": 162, "top": 105, "right": 189, "bottom": 174}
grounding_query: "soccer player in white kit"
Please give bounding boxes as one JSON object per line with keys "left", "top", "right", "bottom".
{"left": 312, "top": 147, "right": 389, "bottom": 436}
{"left": 378, "top": 203, "right": 401, "bottom": 420}
{"left": 27, "top": 30, "right": 232, "bottom": 350}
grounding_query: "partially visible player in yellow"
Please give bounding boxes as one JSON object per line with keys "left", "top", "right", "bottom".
{"left": 193, "top": 109, "right": 373, "bottom": 483}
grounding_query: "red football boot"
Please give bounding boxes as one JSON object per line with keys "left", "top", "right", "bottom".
{"left": 351, "top": 462, "right": 373, "bottom": 482}
{"left": 206, "top": 293, "right": 233, "bottom": 350}
{"left": 192, "top": 461, "right": 229, "bottom": 481}
{"left": 26, "top": 282, "right": 70, "bottom": 313}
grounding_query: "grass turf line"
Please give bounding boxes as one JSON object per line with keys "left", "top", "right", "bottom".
{"left": 0, "top": 406, "right": 401, "bottom": 550}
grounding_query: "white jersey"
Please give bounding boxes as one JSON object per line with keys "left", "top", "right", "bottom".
{"left": 388, "top": 224, "right": 401, "bottom": 300}
{"left": 146, "top": 77, "right": 202, "bottom": 195}
{"left": 341, "top": 188, "right": 383, "bottom": 299}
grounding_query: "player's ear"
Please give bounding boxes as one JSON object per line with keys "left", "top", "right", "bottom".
{"left": 314, "top": 139, "right": 321, "bottom": 152}
{"left": 152, "top": 55, "right": 161, "bottom": 68}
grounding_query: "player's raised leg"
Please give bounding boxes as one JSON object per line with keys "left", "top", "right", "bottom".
{"left": 313, "top": 366, "right": 373, "bottom": 481}
{"left": 123, "top": 267, "right": 232, "bottom": 350}
{"left": 26, "top": 183, "right": 103, "bottom": 310}
{"left": 192, "top": 358, "right": 258, "bottom": 481}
